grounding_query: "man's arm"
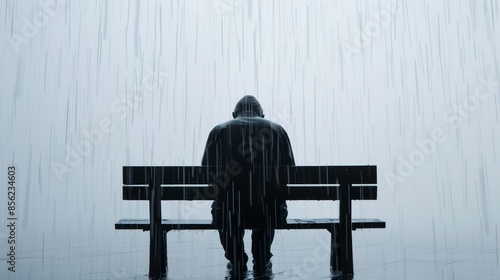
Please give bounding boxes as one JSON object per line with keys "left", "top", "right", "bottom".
{"left": 201, "top": 126, "right": 219, "bottom": 166}
{"left": 274, "top": 126, "right": 295, "bottom": 205}
{"left": 202, "top": 126, "right": 228, "bottom": 203}
{"left": 278, "top": 126, "right": 295, "bottom": 166}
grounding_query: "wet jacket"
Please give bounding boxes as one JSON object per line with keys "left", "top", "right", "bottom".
{"left": 202, "top": 111, "right": 295, "bottom": 227}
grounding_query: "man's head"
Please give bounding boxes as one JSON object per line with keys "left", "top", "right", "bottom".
{"left": 232, "top": 95, "right": 265, "bottom": 118}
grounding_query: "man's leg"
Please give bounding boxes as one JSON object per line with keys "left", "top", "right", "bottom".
{"left": 212, "top": 203, "right": 248, "bottom": 273}
{"left": 251, "top": 202, "right": 287, "bottom": 271}
{"left": 251, "top": 227, "right": 275, "bottom": 263}
{"left": 221, "top": 228, "right": 248, "bottom": 270}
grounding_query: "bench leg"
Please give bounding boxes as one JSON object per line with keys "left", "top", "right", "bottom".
{"left": 149, "top": 229, "right": 167, "bottom": 277}
{"left": 164, "top": 231, "right": 168, "bottom": 269}
{"left": 330, "top": 226, "right": 342, "bottom": 274}
{"left": 149, "top": 174, "right": 166, "bottom": 277}
{"left": 338, "top": 182, "right": 354, "bottom": 275}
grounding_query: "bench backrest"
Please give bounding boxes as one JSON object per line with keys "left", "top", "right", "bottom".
{"left": 122, "top": 165, "right": 377, "bottom": 201}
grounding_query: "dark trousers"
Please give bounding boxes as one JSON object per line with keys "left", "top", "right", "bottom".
{"left": 211, "top": 201, "right": 287, "bottom": 266}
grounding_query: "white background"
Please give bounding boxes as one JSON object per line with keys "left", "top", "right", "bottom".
{"left": 0, "top": 0, "right": 499, "bottom": 279}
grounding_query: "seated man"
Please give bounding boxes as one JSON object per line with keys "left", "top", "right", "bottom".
{"left": 201, "top": 95, "right": 295, "bottom": 275}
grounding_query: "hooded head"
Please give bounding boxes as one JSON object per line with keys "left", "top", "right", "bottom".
{"left": 232, "top": 95, "right": 265, "bottom": 118}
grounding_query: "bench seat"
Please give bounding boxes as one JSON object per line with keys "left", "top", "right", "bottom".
{"left": 115, "top": 218, "right": 385, "bottom": 231}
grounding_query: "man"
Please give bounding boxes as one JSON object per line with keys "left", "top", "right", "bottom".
{"left": 201, "top": 95, "right": 295, "bottom": 276}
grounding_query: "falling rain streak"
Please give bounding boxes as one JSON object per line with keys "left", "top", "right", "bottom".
{"left": 0, "top": 0, "right": 499, "bottom": 279}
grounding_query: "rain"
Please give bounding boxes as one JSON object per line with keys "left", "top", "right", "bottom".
{"left": 0, "top": 0, "right": 499, "bottom": 279}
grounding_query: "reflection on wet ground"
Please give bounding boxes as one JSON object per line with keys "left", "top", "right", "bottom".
{"left": 1, "top": 230, "right": 498, "bottom": 280}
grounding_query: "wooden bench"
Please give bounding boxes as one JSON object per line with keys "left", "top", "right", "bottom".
{"left": 115, "top": 165, "right": 385, "bottom": 277}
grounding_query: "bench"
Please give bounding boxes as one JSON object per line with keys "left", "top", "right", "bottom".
{"left": 115, "top": 165, "right": 385, "bottom": 277}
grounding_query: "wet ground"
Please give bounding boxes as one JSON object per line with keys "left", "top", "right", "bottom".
{"left": 1, "top": 228, "right": 498, "bottom": 280}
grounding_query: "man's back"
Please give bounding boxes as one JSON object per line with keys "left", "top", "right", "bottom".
{"left": 202, "top": 111, "right": 295, "bottom": 209}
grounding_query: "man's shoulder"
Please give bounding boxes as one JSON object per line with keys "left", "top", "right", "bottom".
{"left": 223, "top": 117, "right": 285, "bottom": 130}
{"left": 257, "top": 118, "right": 288, "bottom": 135}
{"left": 211, "top": 118, "right": 289, "bottom": 139}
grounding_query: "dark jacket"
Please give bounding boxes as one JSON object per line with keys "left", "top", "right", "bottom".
{"left": 202, "top": 111, "right": 295, "bottom": 226}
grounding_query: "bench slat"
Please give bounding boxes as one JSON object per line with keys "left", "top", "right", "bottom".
{"left": 115, "top": 218, "right": 386, "bottom": 231}
{"left": 122, "top": 185, "right": 378, "bottom": 200}
{"left": 123, "top": 166, "right": 377, "bottom": 185}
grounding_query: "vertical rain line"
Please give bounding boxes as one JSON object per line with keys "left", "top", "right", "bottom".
{"left": 496, "top": 225, "right": 498, "bottom": 267}
{"left": 42, "top": 232, "right": 45, "bottom": 269}
{"left": 134, "top": 0, "right": 140, "bottom": 58}
{"left": 432, "top": 219, "right": 437, "bottom": 274}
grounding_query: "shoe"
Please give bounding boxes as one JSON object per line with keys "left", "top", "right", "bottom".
{"left": 227, "top": 261, "right": 248, "bottom": 274}
{"left": 252, "top": 260, "right": 272, "bottom": 273}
